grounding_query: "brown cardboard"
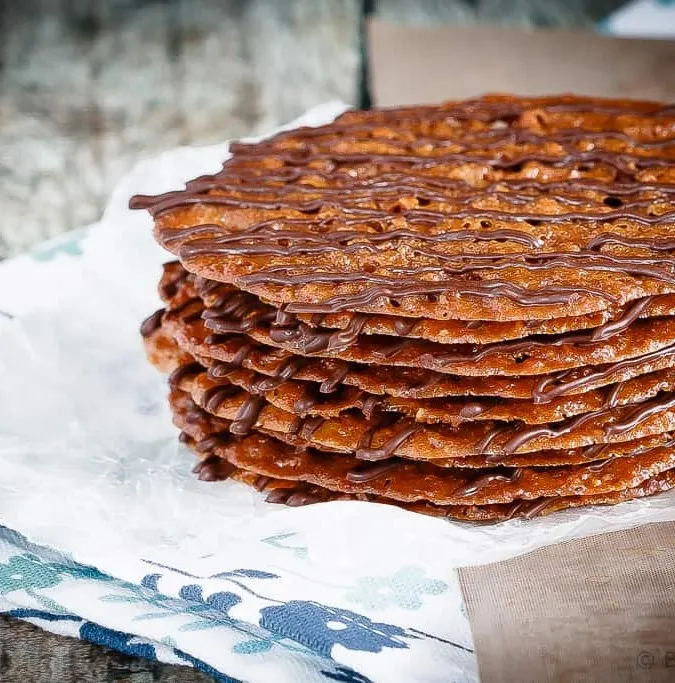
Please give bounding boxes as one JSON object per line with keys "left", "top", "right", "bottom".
{"left": 368, "top": 20, "right": 675, "bottom": 106}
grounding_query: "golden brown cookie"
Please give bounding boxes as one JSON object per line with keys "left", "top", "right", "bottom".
{"left": 144, "top": 313, "right": 675, "bottom": 404}
{"left": 161, "top": 260, "right": 675, "bottom": 345}
{"left": 171, "top": 391, "right": 675, "bottom": 508}
{"left": 135, "top": 94, "right": 675, "bottom": 522}
{"left": 161, "top": 274, "right": 675, "bottom": 378}
{"left": 166, "top": 359, "right": 675, "bottom": 461}
{"left": 200, "top": 454, "right": 675, "bottom": 522}
{"left": 131, "top": 95, "right": 675, "bottom": 322}
{"left": 147, "top": 325, "right": 675, "bottom": 428}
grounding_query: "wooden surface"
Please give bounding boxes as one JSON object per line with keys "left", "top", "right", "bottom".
{"left": 0, "top": 617, "right": 212, "bottom": 682}
{"left": 0, "top": 0, "right": 626, "bottom": 681}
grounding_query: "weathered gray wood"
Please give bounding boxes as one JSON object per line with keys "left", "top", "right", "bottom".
{"left": 0, "top": 0, "right": 361, "bottom": 257}
{"left": 375, "top": 0, "right": 627, "bottom": 27}
{"left": 0, "top": 614, "right": 213, "bottom": 682}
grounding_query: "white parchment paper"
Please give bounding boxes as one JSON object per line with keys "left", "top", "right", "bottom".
{"left": 2, "top": 101, "right": 675, "bottom": 681}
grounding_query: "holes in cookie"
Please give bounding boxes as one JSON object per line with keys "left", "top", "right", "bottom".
{"left": 603, "top": 196, "right": 623, "bottom": 208}
{"left": 318, "top": 218, "right": 338, "bottom": 231}
{"left": 577, "top": 163, "right": 593, "bottom": 172}
{"left": 614, "top": 170, "right": 635, "bottom": 183}
{"left": 363, "top": 263, "right": 376, "bottom": 274}
{"left": 506, "top": 161, "right": 525, "bottom": 173}
{"left": 426, "top": 293, "right": 439, "bottom": 303}
{"left": 513, "top": 352, "right": 530, "bottom": 364}
{"left": 389, "top": 298, "right": 401, "bottom": 308}
{"left": 525, "top": 219, "right": 541, "bottom": 226}
{"left": 462, "top": 272, "right": 483, "bottom": 282}
{"left": 491, "top": 113, "right": 519, "bottom": 127}
{"left": 417, "top": 197, "right": 431, "bottom": 207}
{"left": 480, "top": 219, "right": 492, "bottom": 228}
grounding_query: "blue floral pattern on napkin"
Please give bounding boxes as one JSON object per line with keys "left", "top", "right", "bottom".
{"left": 0, "top": 525, "right": 475, "bottom": 682}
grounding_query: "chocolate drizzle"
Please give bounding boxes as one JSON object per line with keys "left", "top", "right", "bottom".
{"left": 194, "top": 434, "right": 231, "bottom": 454}
{"left": 355, "top": 421, "right": 423, "bottom": 461}
{"left": 580, "top": 442, "right": 609, "bottom": 461}
{"left": 265, "top": 487, "right": 325, "bottom": 507}
{"left": 532, "top": 340, "right": 675, "bottom": 403}
{"left": 588, "top": 296, "right": 654, "bottom": 342}
{"left": 452, "top": 468, "right": 523, "bottom": 498}
{"left": 484, "top": 390, "right": 675, "bottom": 460}
{"left": 230, "top": 395, "right": 264, "bottom": 435}
{"left": 320, "top": 364, "right": 349, "bottom": 394}
{"left": 171, "top": 264, "right": 672, "bottom": 377}
{"left": 168, "top": 362, "right": 202, "bottom": 388}
{"left": 346, "top": 460, "right": 402, "bottom": 483}
{"left": 293, "top": 387, "right": 321, "bottom": 415}
{"left": 243, "top": 269, "right": 622, "bottom": 315}
{"left": 140, "top": 308, "right": 164, "bottom": 338}
{"left": 506, "top": 497, "right": 556, "bottom": 520}
{"left": 203, "top": 384, "right": 240, "bottom": 413}
{"left": 605, "top": 392, "right": 675, "bottom": 436}
{"left": 604, "top": 383, "right": 623, "bottom": 409}
{"left": 133, "top": 96, "right": 675, "bottom": 318}
{"left": 294, "top": 416, "right": 326, "bottom": 440}
{"left": 208, "top": 362, "right": 234, "bottom": 380}
{"left": 587, "top": 458, "right": 613, "bottom": 472}
{"left": 459, "top": 402, "right": 491, "bottom": 419}
{"left": 253, "top": 475, "right": 272, "bottom": 491}
{"left": 361, "top": 395, "right": 383, "bottom": 421}
{"left": 394, "top": 318, "right": 418, "bottom": 336}
{"left": 192, "top": 455, "right": 236, "bottom": 482}
{"left": 251, "top": 357, "right": 309, "bottom": 392}
{"left": 269, "top": 312, "right": 370, "bottom": 354}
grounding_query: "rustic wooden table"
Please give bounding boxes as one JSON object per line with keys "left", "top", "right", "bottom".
{"left": 0, "top": 0, "right": 624, "bottom": 680}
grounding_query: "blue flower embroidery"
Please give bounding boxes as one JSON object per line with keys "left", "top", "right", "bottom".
{"left": 79, "top": 622, "right": 157, "bottom": 661}
{"left": 0, "top": 554, "right": 62, "bottom": 594}
{"left": 178, "top": 583, "right": 242, "bottom": 615}
{"left": 140, "top": 573, "right": 162, "bottom": 591}
{"left": 346, "top": 565, "right": 447, "bottom": 611}
{"left": 260, "top": 601, "right": 408, "bottom": 657}
{"left": 322, "top": 666, "right": 374, "bottom": 682}
{"left": 4, "top": 608, "right": 81, "bottom": 623}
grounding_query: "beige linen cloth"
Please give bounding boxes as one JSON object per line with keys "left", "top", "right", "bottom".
{"left": 458, "top": 522, "right": 675, "bottom": 683}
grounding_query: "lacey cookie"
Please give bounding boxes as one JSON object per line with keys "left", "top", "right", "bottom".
{"left": 133, "top": 94, "right": 675, "bottom": 521}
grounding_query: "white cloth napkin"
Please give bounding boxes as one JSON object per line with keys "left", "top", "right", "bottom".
{"left": 601, "top": 0, "right": 675, "bottom": 39}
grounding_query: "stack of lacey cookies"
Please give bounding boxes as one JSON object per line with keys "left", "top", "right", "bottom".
{"left": 131, "top": 94, "right": 675, "bottom": 522}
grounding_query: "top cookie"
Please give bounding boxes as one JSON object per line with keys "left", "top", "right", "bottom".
{"left": 131, "top": 94, "right": 675, "bottom": 321}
